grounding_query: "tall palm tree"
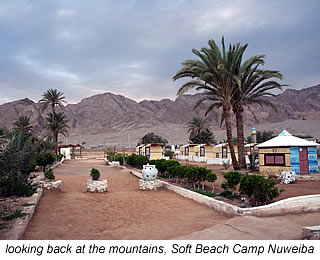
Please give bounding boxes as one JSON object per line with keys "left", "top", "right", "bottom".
{"left": 173, "top": 37, "right": 247, "bottom": 170}
{"left": 13, "top": 116, "right": 33, "bottom": 135}
{"left": 232, "top": 61, "right": 286, "bottom": 168}
{"left": 39, "top": 89, "right": 66, "bottom": 122}
{"left": 45, "top": 112, "right": 70, "bottom": 145}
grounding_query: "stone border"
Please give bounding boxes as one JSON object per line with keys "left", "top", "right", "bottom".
{"left": 10, "top": 159, "right": 66, "bottom": 239}
{"left": 5, "top": 188, "right": 44, "bottom": 240}
{"left": 129, "top": 169, "right": 320, "bottom": 217}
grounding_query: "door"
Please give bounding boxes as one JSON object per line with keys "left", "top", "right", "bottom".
{"left": 222, "top": 147, "right": 227, "bottom": 159}
{"left": 299, "top": 147, "right": 309, "bottom": 174}
{"left": 145, "top": 147, "right": 150, "bottom": 159}
{"left": 200, "top": 147, "right": 205, "bottom": 157}
{"left": 185, "top": 147, "right": 189, "bottom": 156}
{"left": 139, "top": 147, "right": 142, "bottom": 155}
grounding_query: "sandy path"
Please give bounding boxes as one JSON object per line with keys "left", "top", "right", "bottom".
{"left": 23, "top": 159, "right": 230, "bottom": 240}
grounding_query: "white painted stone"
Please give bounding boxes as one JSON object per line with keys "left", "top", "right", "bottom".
{"left": 86, "top": 179, "right": 108, "bottom": 193}
{"left": 38, "top": 180, "right": 62, "bottom": 192}
{"left": 111, "top": 161, "right": 120, "bottom": 166}
{"left": 139, "top": 179, "right": 162, "bottom": 190}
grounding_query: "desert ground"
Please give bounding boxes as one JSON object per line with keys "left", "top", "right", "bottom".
{"left": 23, "top": 159, "right": 230, "bottom": 240}
{"left": 21, "top": 158, "right": 320, "bottom": 240}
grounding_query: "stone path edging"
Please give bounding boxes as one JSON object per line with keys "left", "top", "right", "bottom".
{"left": 129, "top": 168, "right": 320, "bottom": 217}
{"left": 13, "top": 159, "right": 65, "bottom": 239}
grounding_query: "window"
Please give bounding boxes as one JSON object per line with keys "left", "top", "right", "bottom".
{"left": 200, "top": 147, "right": 205, "bottom": 157}
{"left": 264, "top": 153, "right": 285, "bottom": 166}
{"left": 216, "top": 153, "right": 219, "bottom": 158}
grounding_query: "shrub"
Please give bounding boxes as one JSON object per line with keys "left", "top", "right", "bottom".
{"left": 221, "top": 171, "right": 242, "bottom": 195}
{"left": 239, "top": 174, "right": 283, "bottom": 206}
{"left": 90, "top": 168, "right": 100, "bottom": 181}
{"left": 35, "top": 152, "right": 56, "bottom": 172}
{"left": 0, "top": 177, "right": 36, "bottom": 197}
{"left": 28, "top": 159, "right": 38, "bottom": 172}
{"left": 113, "top": 154, "right": 124, "bottom": 165}
{"left": 191, "top": 189, "right": 217, "bottom": 198}
{"left": 44, "top": 168, "right": 55, "bottom": 181}
{"left": 164, "top": 150, "right": 174, "bottom": 159}
{"left": 206, "top": 172, "right": 217, "bottom": 193}
{"left": 125, "top": 154, "right": 148, "bottom": 169}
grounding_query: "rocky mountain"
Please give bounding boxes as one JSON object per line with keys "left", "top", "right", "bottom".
{"left": 0, "top": 84, "right": 319, "bottom": 145}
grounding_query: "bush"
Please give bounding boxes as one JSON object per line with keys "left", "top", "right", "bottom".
{"left": 239, "top": 174, "right": 282, "bottom": 206}
{"left": 35, "top": 152, "right": 56, "bottom": 172}
{"left": 125, "top": 154, "right": 149, "bottom": 169}
{"left": 191, "top": 189, "right": 217, "bottom": 198}
{"left": 206, "top": 172, "right": 217, "bottom": 193}
{"left": 90, "top": 168, "right": 100, "bottom": 181}
{"left": 221, "top": 171, "right": 242, "bottom": 195}
{"left": 0, "top": 177, "right": 36, "bottom": 197}
{"left": 44, "top": 168, "right": 55, "bottom": 181}
{"left": 28, "top": 159, "right": 38, "bottom": 172}
{"left": 113, "top": 154, "right": 124, "bottom": 165}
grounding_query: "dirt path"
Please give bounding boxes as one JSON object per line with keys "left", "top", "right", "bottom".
{"left": 23, "top": 159, "right": 230, "bottom": 240}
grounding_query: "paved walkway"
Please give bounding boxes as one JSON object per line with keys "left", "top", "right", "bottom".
{"left": 177, "top": 212, "right": 320, "bottom": 240}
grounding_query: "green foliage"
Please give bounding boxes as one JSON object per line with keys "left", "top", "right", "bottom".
{"left": 189, "top": 130, "right": 216, "bottom": 144}
{"left": 35, "top": 152, "right": 56, "bottom": 172}
{"left": 44, "top": 168, "right": 55, "bottom": 181}
{"left": 0, "top": 177, "right": 36, "bottom": 197}
{"left": 187, "top": 116, "right": 215, "bottom": 144}
{"left": 13, "top": 116, "right": 33, "bottom": 135}
{"left": 164, "top": 150, "right": 174, "bottom": 159}
{"left": 219, "top": 191, "right": 238, "bottom": 200}
{"left": 125, "top": 154, "right": 149, "bottom": 168}
{"left": 90, "top": 168, "right": 100, "bottom": 181}
{"left": 113, "top": 153, "right": 125, "bottom": 165}
{"left": 28, "top": 159, "right": 38, "bottom": 172}
{"left": 191, "top": 189, "right": 217, "bottom": 198}
{"left": 2, "top": 209, "right": 28, "bottom": 221}
{"left": 239, "top": 174, "right": 282, "bottom": 206}
{"left": 137, "top": 132, "right": 168, "bottom": 146}
{"left": 206, "top": 172, "right": 217, "bottom": 183}
{"left": 0, "top": 132, "right": 37, "bottom": 197}
{"left": 221, "top": 171, "right": 242, "bottom": 195}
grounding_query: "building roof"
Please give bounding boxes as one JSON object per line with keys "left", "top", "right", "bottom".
{"left": 257, "top": 130, "right": 318, "bottom": 148}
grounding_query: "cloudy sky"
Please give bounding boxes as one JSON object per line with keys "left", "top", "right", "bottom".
{"left": 0, "top": 0, "right": 319, "bottom": 104}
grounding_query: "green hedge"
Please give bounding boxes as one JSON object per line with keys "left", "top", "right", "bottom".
{"left": 125, "top": 154, "right": 149, "bottom": 169}
{"left": 221, "top": 171, "right": 283, "bottom": 206}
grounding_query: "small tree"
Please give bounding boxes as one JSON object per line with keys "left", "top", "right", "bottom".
{"left": 221, "top": 171, "right": 242, "bottom": 196}
{"left": 35, "top": 152, "right": 56, "bottom": 173}
{"left": 239, "top": 174, "right": 283, "bottom": 206}
{"left": 206, "top": 172, "right": 217, "bottom": 193}
{"left": 137, "top": 132, "right": 168, "bottom": 146}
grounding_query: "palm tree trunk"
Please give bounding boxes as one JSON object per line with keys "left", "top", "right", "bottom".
{"left": 51, "top": 104, "right": 55, "bottom": 123}
{"left": 235, "top": 106, "right": 246, "bottom": 169}
{"left": 54, "top": 132, "right": 58, "bottom": 155}
{"left": 223, "top": 105, "right": 240, "bottom": 170}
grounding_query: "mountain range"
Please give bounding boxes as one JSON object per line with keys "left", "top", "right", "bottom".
{"left": 1, "top": 84, "right": 319, "bottom": 146}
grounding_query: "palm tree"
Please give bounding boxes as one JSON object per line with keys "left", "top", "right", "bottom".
{"left": 187, "top": 116, "right": 214, "bottom": 144}
{"left": 173, "top": 37, "right": 247, "bottom": 170}
{"left": 45, "top": 112, "right": 70, "bottom": 145}
{"left": 39, "top": 89, "right": 66, "bottom": 122}
{"left": 13, "top": 116, "right": 33, "bottom": 135}
{"left": 232, "top": 61, "right": 286, "bottom": 168}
